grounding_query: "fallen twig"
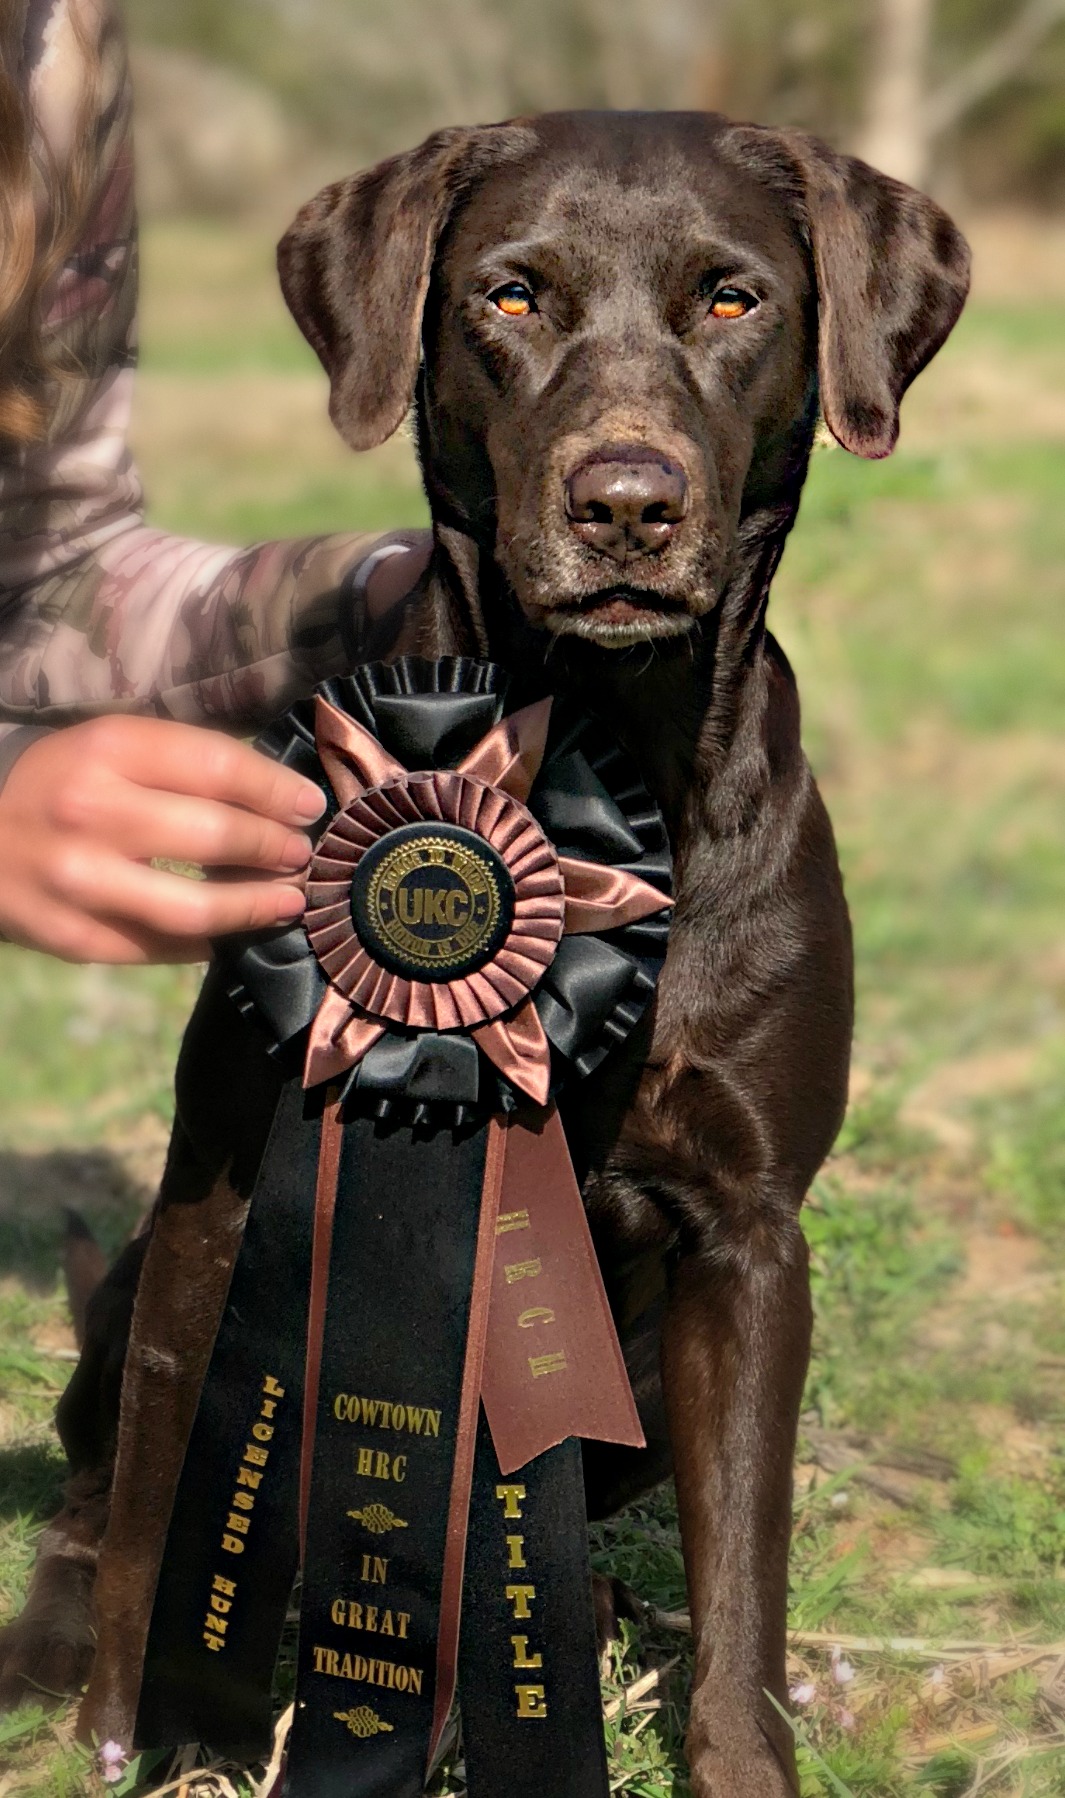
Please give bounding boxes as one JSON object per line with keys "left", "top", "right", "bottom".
{"left": 144, "top": 1746, "right": 241, "bottom": 1798}
{"left": 960, "top": 1736, "right": 1058, "bottom": 1798}
{"left": 650, "top": 1608, "right": 1065, "bottom": 1664}
{"left": 792, "top": 1630, "right": 1065, "bottom": 1661}
{"left": 604, "top": 1658, "right": 679, "bottom": 1721}
{"left": 251, "top": 1702, "right": 292, "bottom": 1798}
{"left": 803, "top": 1426, "right": 956, "bottom": 1484}
{"left": 802, "top": 1435, "right": 920, "bottom": 1507}
{"left": 916, "top": 1721, "right": 1000, "bottom": 1754}
{"left": 141, "top": 1770, "right": 210, "bottom": 1798}
{"left": 920, "top": 1645, "right": 1065, "bottom": 1710}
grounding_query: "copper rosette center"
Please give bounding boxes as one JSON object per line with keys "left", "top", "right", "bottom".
{"left": 305, "top": 771, "right": 566, "bottom": 1034}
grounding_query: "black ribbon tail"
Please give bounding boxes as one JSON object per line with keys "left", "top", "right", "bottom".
{"left": 459, "top": 1421, "right": 611, "bottom": 1798}
{"left": 134, "top": 1077, "right": 321, "bottom": 1759}
{"left": 284, "top": 1114, "right": 488, "bottom": 1798}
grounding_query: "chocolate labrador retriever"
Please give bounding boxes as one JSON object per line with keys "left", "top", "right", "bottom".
{"left": 0, "top": 111, "right": 968, "bottom": 1794}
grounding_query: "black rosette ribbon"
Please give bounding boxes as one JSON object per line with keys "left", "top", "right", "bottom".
{"left": 130, "top": 659, "right": 673, "bottom": 1798}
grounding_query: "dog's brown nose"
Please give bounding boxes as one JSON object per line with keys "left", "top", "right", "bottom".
{"left": 565, "top": 449, "right": 688, "bottom": 561}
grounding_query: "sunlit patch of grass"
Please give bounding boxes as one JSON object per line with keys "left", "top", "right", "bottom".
{"left": 803, "top": 1168, "right": 961, "bottom": 1432}
{"left": 939, "top": 1466, "right": 1065, "bottom": 1581}
{"left": 981, "top": 1047, "right": 1065, "bottom": 1249}
{"left": 0, "top": 957, "right": 202, "bottom": 1143}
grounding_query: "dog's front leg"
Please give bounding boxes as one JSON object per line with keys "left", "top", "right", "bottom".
{"left": 662, "top": 1201, "right": 810, "bottom": 1798}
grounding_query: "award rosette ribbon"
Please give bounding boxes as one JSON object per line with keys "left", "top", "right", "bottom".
{"left": 131, "top": 658, "right": 673, "bottom": 1798}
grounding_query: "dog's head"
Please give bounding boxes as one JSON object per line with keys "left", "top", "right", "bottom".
{"left": 280, "top": 112, "right": 969, "bottom": 649}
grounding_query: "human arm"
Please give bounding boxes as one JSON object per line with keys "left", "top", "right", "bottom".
{"left": 1, "top": 0, "right": 429, "bottom": 738}
{"left": 0, "top": 0, "right": 430, "bottom": 966}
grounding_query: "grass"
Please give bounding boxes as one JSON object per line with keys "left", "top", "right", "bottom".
{"left": 1, "top": 215, "right": 1064, "bottom": 1796}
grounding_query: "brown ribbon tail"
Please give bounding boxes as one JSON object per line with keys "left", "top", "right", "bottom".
{"left": 299, "top": 1090, "right": 344, "bottom": 1561}
{"left": 481, "top": 1107, "right": 645, "bottom": 1477}
{"left": 426, "top": 1116, "right": 508, "bottom": 1773}
{"left": 455, "top": 698, "right": 553, "bottom": 804}
{"left": 314, "top": 694, "right": 407, "bottom": 807}
{"left": 558, "top": 855, "right": 674, "bottom": 935}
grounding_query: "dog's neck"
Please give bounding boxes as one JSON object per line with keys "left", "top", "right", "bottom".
{"left": 414, "top": 494, "right": 806, "bottom": 845}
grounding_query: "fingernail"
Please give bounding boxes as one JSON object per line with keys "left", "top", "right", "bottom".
{"left": 276, "top": 887, "right": 306, "bottom": 920}
{"left": 280, "top": 833, "right": 312, "bottom": 872}
{"left": 291, "top": 782, "right": 327, "bottom": 823}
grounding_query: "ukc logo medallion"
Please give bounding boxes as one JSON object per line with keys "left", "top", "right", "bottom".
{"left": 350, "top": 822, "right": 515, "bottom": 981}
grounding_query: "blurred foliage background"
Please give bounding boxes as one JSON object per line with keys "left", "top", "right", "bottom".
{"left": 122, "top": 0, "right": 1065, "bottom": 211}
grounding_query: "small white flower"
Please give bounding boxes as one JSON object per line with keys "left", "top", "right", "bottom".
{"left": 98, "top": 1740, "right": 128, "bottom": 1785}
{"left": 830, "top": 1647, "right": 855, "bottom": 1685}
{"left": 838, "top": 1708, "right": 856, "bottom": 1731}
{"left": 929, "top": 1663, "right": 946, "bottom": 1688}
{"left": 830, "top": 1490, "right": 849, "bottom": 1509}
{"left": 789, "top": 1681, "right": 818, "bottom": 1706}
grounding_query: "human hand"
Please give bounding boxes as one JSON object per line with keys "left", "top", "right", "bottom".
{"left": 0, "top": 716, "right": 326, "bottom": 963}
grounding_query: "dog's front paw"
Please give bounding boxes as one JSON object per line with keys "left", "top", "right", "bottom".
{"left": 0, "top": 1560, "right": 96, "bottom": 1710}
{"left": 686, "top": 1689, "right": 798, "bottom": 1798}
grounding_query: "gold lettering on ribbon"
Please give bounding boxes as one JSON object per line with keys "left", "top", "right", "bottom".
{"left": 445, "top": 890, "right": 470, "bottom": 926}
{"left": 322, "top": 1389, "right": 445, "bottom": 1712}
{"left": 506, "top": 1585, "right": 536, "bottom": 1621}
{"left": 355, "top": 1447, "right": 408, "bottom": 1483}
{"left": 496, "top": 1210, "right": 531, "bottom": 1235}
{"left": 494, "top": 1487, "right": 549, "bottom": 1718}
{"left": 516, "top": 1685, "right": 548, "bottom": 1720}
{"left": 329, "top": 1598, "right": 411, "bottom": 1640}
{"left": 311, "top": 1646, "right": 424, "bottom": 1695}
{"left": 398, "top": 886, "right": 463, "bottom": 928}
{"left": 504, "top": 1257, "right": 542, "bottom": 1283}
{"left": 204, "top": 1375, "right": 286, "bottom": 1650}
{"left": 528, "top": 1350, "right": 568, "bottom": 1378}
{"left": 332, "top": 1393, "right": 442, "bottom": 1437}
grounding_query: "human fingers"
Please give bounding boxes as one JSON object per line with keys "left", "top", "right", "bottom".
{"left": 0, "top": 875, "right": 213, "bottom": 962}
{"left": 57, "top": 779, "right": 313, "bottom": 874}
{"left": 6, "top": 902, "right": 213, "bottom": 964}
{"left": 46, "top": 845, "right": 306, "bottom": 940}
{"left": 85, "top": 717, "right": 326, "bottom": 824}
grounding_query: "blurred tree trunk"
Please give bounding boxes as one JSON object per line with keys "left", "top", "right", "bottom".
{"left": 858, "top": 0, "right": 1065, "bottom": 190}
{"left": 858, "top": 0, "right": 933, "bottom": 186}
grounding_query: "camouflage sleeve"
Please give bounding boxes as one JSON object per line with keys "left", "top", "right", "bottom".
{"left": 0, "top": 524, "right": 424, "bottom": 734}
{"left": 0, "top": 0, "right": 425, "bottom": 752}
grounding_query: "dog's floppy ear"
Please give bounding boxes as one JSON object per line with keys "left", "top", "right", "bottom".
{"left": 278, "top": 123, "right": 534, "bottom": 452}
{"left": 763, "top": 130, "right": 971, "bottom": 459}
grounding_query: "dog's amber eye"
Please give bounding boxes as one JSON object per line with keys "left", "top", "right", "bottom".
{"left": 490, "top": 282, "right": 536, "bottom": 317}
{"left": 709, "top": 287, "right": 757, "bottom": 320}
